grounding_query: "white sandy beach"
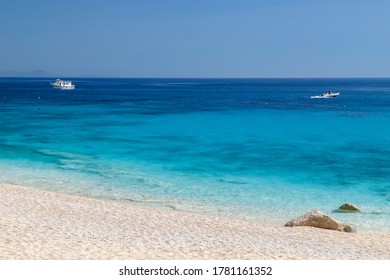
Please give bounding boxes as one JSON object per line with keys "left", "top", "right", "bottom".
{"left": 0, "top": 182, "right": 389, "bottom": 260}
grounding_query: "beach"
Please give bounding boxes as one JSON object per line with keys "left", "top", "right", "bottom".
{"left": 1, "top": 182, "right": 389, "bottom": 260}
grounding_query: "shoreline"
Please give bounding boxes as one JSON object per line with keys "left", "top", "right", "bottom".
{"left": 1, "top": 182, "right": 389, "bottom": 260}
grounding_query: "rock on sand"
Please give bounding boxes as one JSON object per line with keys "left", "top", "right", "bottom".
{"left": 285, "top": 210, "right": 356, "bottom": 232}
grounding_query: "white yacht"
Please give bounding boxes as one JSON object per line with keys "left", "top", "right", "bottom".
{"left": 310, "top": 91, "right": 340, "bottom": 99}
{"left": 51, "top": 79, "right": 75, "bottom": 90}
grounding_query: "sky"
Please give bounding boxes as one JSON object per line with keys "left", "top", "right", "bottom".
{"left": 1, "top": 0, "right": 390, "bottom": 78}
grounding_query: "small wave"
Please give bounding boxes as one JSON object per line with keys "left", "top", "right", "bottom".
{"left": 218, "top": 179, "right": 247, "bottom": 185}
{"left": 36, "top": 149, "right": 92, "bottom": 160}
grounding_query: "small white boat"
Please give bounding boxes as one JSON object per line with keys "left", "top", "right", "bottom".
{"left": 51, "top": 79, "right": 75, "bottom": 90}
{"left": 311, "top": 91, "right": 340, "bottom": 99}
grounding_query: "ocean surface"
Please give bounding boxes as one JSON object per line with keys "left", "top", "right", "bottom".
{"left": 1, "top": 78, "right": 389, "bottom": 232}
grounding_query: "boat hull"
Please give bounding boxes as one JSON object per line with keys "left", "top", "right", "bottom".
{"left": 51, "top": 84, "right": 75, "bottom": 90}
{"left": 310, "top": 92, "right": 340, "bottom": 99}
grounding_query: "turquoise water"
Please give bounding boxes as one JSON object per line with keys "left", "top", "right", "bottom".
{"left": 1, "top": 78, "right": 389, "bottom": 232}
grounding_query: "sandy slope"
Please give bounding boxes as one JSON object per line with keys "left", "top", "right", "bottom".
{"left": 0, "top": 183, "right": 389, "bottom": 260}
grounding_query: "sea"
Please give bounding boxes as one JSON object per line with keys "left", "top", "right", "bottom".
{"left": 1, "top": 78, "right": 389, "bottom": 232}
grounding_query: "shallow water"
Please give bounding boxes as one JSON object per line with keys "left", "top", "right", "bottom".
{"left": 1, "top": 78, "right": 389, "bottom": 232}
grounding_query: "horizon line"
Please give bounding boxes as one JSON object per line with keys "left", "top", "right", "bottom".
{"left": 1, "top": 75, "right": 390, "bottom": 79}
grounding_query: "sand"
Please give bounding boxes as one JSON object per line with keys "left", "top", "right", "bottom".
{"left": 0, "top": 182, "right": 389, "bottom": 260}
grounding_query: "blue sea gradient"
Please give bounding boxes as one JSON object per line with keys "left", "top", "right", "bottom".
{"left": 1, "top": 78, "right": 389, "bottom": 232}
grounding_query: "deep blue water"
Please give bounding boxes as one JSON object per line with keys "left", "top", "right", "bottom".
{"left": 1, "top": 78, "right": 389, "bottom": 232}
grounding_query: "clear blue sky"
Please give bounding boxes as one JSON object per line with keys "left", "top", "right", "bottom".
{"left": 1, "top": 0, "right": 390, "bottom": 78}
